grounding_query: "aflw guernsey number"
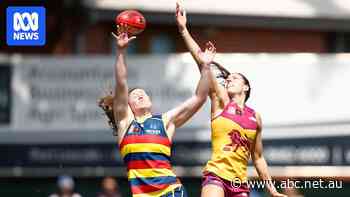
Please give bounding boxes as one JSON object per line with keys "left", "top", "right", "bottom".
{"left": 205, "top": 101, "right": 258, "bottom": 182}
{"left": 119, "top": 114, "right": 180, "bottom": 197}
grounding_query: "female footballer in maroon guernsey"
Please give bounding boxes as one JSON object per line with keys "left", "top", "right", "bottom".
{"left": 176, "top": 1, "right": 287, "bottom": 197}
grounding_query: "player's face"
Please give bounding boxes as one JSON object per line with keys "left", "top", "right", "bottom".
{"left": 128, "top": 89, "right": 152, "bottom": 112}
{"left": 226, "top": 73, "right": 248, "bottom": 96}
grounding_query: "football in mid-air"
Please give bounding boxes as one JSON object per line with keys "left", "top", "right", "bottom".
{"left": 115, "top": 10, "right": 146, "bottom": 35}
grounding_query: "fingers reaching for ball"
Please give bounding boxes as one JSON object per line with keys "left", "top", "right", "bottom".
{"left": 175, "top": 0, "right": 187, "bottom": 30}
{"left": 116, "top": 23, "right": 128, "bottom": 37}
{"left": 176, "top": 0, "right": 186, "bottom": 16}
{"left": 115, "top": 10, "right": 146, "bottom": 36}
{"left": 111, "top": 27, "right": 136, "bottom": 50}
{"left": 112, "top": 10, "right": 146, "bottom": 49}
{"left": 205, "top": 41, "right": 216, "bottom": 53}
{"left": 197, "top": 41, "right": 216, "bottom": 65}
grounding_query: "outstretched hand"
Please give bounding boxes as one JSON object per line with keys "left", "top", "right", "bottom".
{"left": 175, "top": 0, "right": 187, "bottom": 32}
{"left": 111, "top": 24, "right": 136, "bottom": 49}
{"left": 198, "top": 41, "right": 216, "bottom": 65}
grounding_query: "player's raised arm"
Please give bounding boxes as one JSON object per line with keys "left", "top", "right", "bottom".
{"left": 176, "top": 1, "right": 230, "bottom": 109}
{"left": 112, "top": 25, "right": 136, "bottom": 137}
{"left": 176, "top": 1, "right": 203, "bottom": 70}
{"left": 164, "top": 42, "right": 216, "bottom": 139}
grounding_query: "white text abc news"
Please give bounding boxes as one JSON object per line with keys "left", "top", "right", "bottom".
{"left": 13, "top": 12, "right": 40, "bottom": 40}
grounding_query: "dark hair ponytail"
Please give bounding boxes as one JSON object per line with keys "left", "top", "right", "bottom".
{"left": 237, "top": 73, "right": 250, "bottom": 102}
{"left": 211, "top": 62, "right": 251, "bottom": 102}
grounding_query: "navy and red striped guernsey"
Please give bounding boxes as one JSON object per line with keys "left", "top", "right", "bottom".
{"left": 119, "top": 114, "right": 181, "bottom": 197}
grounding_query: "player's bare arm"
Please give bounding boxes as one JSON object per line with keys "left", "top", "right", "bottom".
{"left": 164, "top": 42, "right": 216, "bottom": 140}
{"left": 176, "top": 1, "right": 229, "bottom": 116}
{"left": 252, "top": 113, "right": 287, "bottom": 197}
{"left": 111, "top": 24, "right": 136, "bottom": 143}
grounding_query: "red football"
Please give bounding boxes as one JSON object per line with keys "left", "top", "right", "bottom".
{"left": 115, "top": 10, "right": 146, "bottom": 35}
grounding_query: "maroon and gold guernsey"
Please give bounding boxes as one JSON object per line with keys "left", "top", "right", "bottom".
{"left": 204, "top": 101, "right": 258, "bottom": 182}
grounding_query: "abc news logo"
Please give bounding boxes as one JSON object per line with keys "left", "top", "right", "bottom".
{"left": 6, "top": 7, "right": 46, "bottom": 46}
{"left": 13, "top": 12, "right": 39, "bottom": 40}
